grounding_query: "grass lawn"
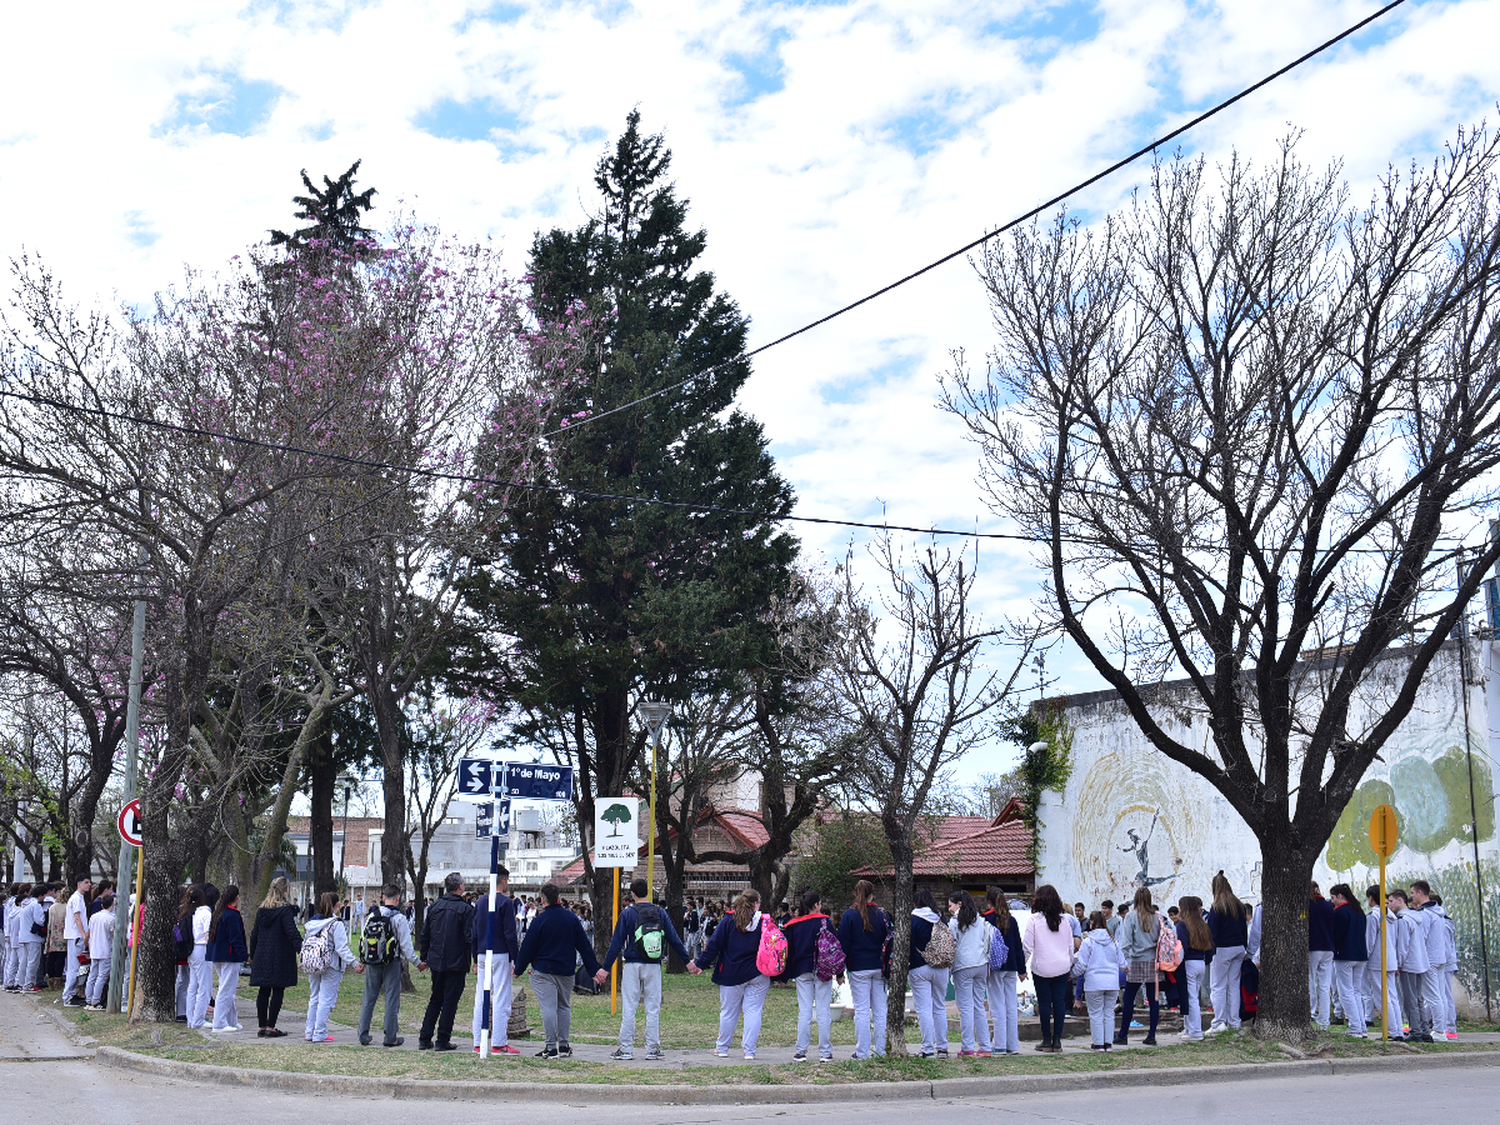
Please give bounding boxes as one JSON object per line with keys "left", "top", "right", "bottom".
{"left": 53, "top": 978, "right": 1500, "bottom": 1087}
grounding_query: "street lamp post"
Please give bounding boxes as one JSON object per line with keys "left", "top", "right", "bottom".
{"left": 639, "top": 702, "right": 671, "bottom": 903}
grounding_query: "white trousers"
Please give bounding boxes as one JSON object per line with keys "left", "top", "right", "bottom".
{"left": 184, "top": 946, "right": 211, "bottom": 1028}
{"left": 794, "top": 972, "right": 833, "bottom": 1056}
{"left": 303, "top": 968, "right": 344, "bottom": 1040}
{"left": 1420, "top": 969, "right": 1447, "bottom": 1038}
{"left": 1209, "top": 946, "right": 1246, "bottom": 1030}
{"left": 849, "top": 969, "right": 887, "bottom": 1058}
{"left": 1086, "top": 987, "right": 1118, "bottom": 1045}
{"left": 19, "top": 943, "right": 43, "bottom": 988}
{"left": 1308, "top": 949, "right": 1333, "bottom": 1028}
{"left": 1333, "top": 960, "right": 1366, "bottom": 1034}
{"left": 716, "top": 974, "right": 771, "bottom": 1056}
{"left": 62, "top": 937, "right": 84, "bottom": 1002}
{"left": 471, "top": 953, "right": 514, "bottom": 1048}
{"left": 85, "top": 957, "right": 111, "bottom": 1007}
{"left": 1181, "top": 959, "right": 1206, "bottom": 1038}
{"left": 2, "top": 941, "right": 19, "bottom": 988}
{"left": 1364, "top": 964, "right": 1402, "bottom": 1036}
{"left": 617, "top": 961, "right": 661, "bottom": 1051}
{"left": 909, "top": 964, "right": 950, "bottom": 1053}
{"left": 213, "top": 962, "right": 241, "bottom": 1029}
{"left": 986, "top": 970, "right": 1019, "bottom": 1053}
{"left": 952, "top": 965, "right": 987, "bottom": 1052}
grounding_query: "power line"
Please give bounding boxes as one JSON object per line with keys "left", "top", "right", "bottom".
{"left": 0, "top": 386, "right": 1467, "bottom": 557}
{"left": 543, "top": 0, "right": 1411, "bottom": 439}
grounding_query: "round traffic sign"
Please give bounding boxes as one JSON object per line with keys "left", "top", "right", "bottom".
{"left": 117, "top": 799, "right": 143, "bottom": 847}
{"left": 1368, "top": 803, "right": 1398, "bottom": 858}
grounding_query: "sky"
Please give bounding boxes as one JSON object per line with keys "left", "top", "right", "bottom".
{"left": 4, "top": 0, "right": 1499, "bottom": 781}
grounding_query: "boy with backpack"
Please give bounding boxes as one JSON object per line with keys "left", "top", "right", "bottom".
{"left": 600, "top": 879, "right": 692, "bottom": 1060}
{"left": 356, "top": 883, "right": 421, "bottom": 1048}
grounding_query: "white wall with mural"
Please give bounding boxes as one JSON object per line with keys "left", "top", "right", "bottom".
{"left": 1036, "top": 639, "right": 1499, "bottom": 1017}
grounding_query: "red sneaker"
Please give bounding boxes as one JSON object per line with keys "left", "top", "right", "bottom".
{"left": 494, "top": 1045, "right": 520, "bottom": 1055}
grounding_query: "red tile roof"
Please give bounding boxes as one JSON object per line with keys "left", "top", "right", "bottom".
{"left": 854, "top": 811, "right": 1033, "bottom": 878}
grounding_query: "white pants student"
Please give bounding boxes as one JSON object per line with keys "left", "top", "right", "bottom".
{"left": 472, "top": 953, "right": 514, "bottom": 1049}
{"left": 2, "top": 940, "right": 19, "bottom": 989}
{"left": 175, "top": 962, "right": 190, "bottom": 1016}
{"left": 1308, "top": 949, "right": 1334, "bottom": 1028}
{"left": 21, "top": 942, "right": 44, "bottom": 989}
{"left": 849, "top": 969, "right": 887, "bottom": 1059}
{"left": 1364, "top": 965, "right": 1402, "bottom": 1036}
{"left": 1441, "top": 969, "right": 1458, "bottom": 1036}
{"left": 951, "top": 965, "right": 988, "bottom": 1053}
{"left": 1419, "top": 969, "right": 1446, "bottom": 1038}
{"left": 1209, "top": 946, "right": 1247, "bottom": 1030}
{"left": 212, "top": 961, "right": 241, "bottom": 1030}
{"left": 85, "top": 957, "right": 111, "bottom": 1007}
{"left": 184, "top": 946, "right": 212, "bottom": 1028}
{"left": 1181, "top": 959, "right": 1207, "bottom": 1039}
{"left": 616, "top": 961, "right": 660, "bottom": 1053}
{"left": 1086, "top": 987, "right": 1118, "bottom": 1046}
{"left": 715, "top": 974, "right": 770, "bottom": 1058}
{"left": 1334, "top": 960, "right": 1366, "bottom": 1035}
{"left": 794, "top": 972, "right": 833, "bottom": 1058}
{"left": 62, "top": 937, "right": 84, "bottom": 1002}
{"left": 909, "top": 964, "right": 950, "bottom": 1054}
{"left": 304, "top": 968, "right": 344, "bottom": 1040}
{"left": 986, "top": 969, "right": 1019, "bottom": 1053}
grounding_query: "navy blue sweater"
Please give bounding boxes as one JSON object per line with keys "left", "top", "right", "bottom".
{"left": 1331, "top": 903, "right": 1367, "bottom": 961}
{"left": 206, "top": 907, "right": 248, "bottom": 963}
{"left": 1308, "top": 896, "right": 1335, "bottom": 952}
{"left": 837, "top": 907, "right": 889, "bottom": 973}
{"left": 909, "top": 912, "right": 939, "bottom": 970}
{"left": 470, "top": 893, "right": 520, "bottom": 962}
{"left": 982, "top": 911, "right": 1026, "bottom": 973}
{"left": 602, "top": 903, "right": 690, "bottom": 970}
{"left": 780, "top": 913, "right": 835, "bottom": 979}
{"left": 1176, "top": 919, "right": 1212, "bottom": 962}
{"left": 514, "top": 903, "right": 600, "bottom": 978}
{"left": 1207, "top": 908, "right": 1248, "bottom": 948}
{"left": 693, "top": 914, "right": 764, "bottom": 986}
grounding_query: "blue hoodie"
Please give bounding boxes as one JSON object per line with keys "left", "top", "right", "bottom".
{"left": 1308, "top": 895, "right": 1335, "bottom": 952}
{"left": 693, "top": 911, "right": 764, "bottom": 986}
{"left": 837, "top": 906, "right": 889, "bottom": 973}
{"left": 1331, "top": 902, "right": 1367, "bottom": 961}
{"left": 470, "top": 892, "right": 520, "bottom": 963}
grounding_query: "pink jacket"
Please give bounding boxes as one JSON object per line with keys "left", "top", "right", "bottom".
{"left": 1023, "top": 912, "right": 1077, "bottom": 978}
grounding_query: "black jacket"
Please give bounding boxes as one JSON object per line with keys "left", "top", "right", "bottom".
{"left": 421, "top": 893, "right": 475, "bottom": 973}
{"left": 247, "top": 904, "right": 301, "bottom": 988}
{"left": 514, "top": 903, "right": 600, "bottom": 977}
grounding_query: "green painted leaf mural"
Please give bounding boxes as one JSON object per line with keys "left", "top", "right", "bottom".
{"left": 1326, "top": 778, "right": 1399, "bottom": 871}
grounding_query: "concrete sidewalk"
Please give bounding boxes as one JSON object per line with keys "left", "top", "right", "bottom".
{"left": 0, "top": 992, "right": 95, "bottom": 1062}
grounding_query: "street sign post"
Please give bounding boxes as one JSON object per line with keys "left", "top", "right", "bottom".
{"left": 116, "top": 799, "right": 143, "bottom": 847}
{"left": 456, "top": 758, "right": 494, "bottom": 800}
{"left": 1369, "top": 803, "right": 1399, "bottom": 1042}
{"left": 594, "top": 797, "right": 639, "bottom": 1015}
{"left": 498, "top": 763, "right": 573, "bottom": 801}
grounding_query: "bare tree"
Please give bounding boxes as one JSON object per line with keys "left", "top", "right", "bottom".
{"left": 832, "top": 534, "right": 1031, "bottom": 1056}
{"left": 942, "top": 127, "right": 1500, "bottom": 1039}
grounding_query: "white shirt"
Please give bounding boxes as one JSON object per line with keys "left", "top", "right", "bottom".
{"left": 87, "top": 909, "right": 115, "bottom": 961}
{"left": 192, "top": 904, "right": 212, "bottom": 945}
{"left": 64, "top": 891, "right": 89, "bottom": 941}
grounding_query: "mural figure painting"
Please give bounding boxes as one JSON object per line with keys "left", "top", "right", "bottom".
{"left": 1119, "top": 812, "right": 1172, "bottom": 889}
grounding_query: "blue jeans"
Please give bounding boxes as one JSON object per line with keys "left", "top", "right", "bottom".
{"left": 1034, "top": 972, "right": 1068, "bottom": 1047}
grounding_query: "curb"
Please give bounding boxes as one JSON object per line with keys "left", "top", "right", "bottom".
{"left": 94, "top": 1045, "right": 1500, "bottom": 1103}
{"left": 21, "top": 994, "right": 98, "bottom": 1055}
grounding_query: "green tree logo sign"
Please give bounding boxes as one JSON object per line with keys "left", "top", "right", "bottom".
{"left": 601, "top": 802, "right": 633, "bottom": 838}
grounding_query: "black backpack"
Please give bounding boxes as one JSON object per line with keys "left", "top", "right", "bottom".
{"left": 360, "top": 905, "right": 398, "bottom": 966}
{"left": 172, "top": 915, "right": 194, "bottom": 960}
{"left": 631, "top": 904, "right": 667, "bottom": 962}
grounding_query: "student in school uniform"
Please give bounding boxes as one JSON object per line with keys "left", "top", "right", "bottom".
{"left": 779, "top": 889, "right": 841, "bottom": 1062}
{"left": 1390, "top": 889, "right": 1432, "bottom": 1040}
{"left": 1364, "top": 885, "right": 1403, "bottom": 1039}
{"left": 15, "top": 886, "right": 46, "bottom": 991}
{"left": 1074, "top": 910, "right": 1124, "bottom": 1049}
{"left": 303, "top": 889, "right": 358, "bottom": 1042}
{"left": 1426, "top": 892, "right": 1459, "bottom": 1040}
{"left": 206, "top": 886, "right": 248, "bottom": 1032}
{"left": 947, "top": 891, "right": 996, "bottom": 1057}
{"left": 837, "top": 880, "right": 890, "bottom": 1060}
{"left": 1113, "top": 888, "right": 1162, "bottom": 1046}
{"left": 907, "top": 888, "right": 951, "bottom": 1058}
{"left": 1409, "top": 881, "right": 1452, "bottom": 1042}
{"left": 1176, "top": 896, "right": 1213, "bottom": 1041}
{"left": 1205, "top": 872, "right": 1249, "bottom": 1034}
{"left": 982, "top": 888, "right": 1025, "bottom": 1055}
{"left": 691, "top": 888, "right": 770, "bottom": 1060}
{"left": 83, "top": 894, "right": 115, "bottom": 1009}
{"left": 1328, "top": 883, "right": 1368, "bottom": 1037}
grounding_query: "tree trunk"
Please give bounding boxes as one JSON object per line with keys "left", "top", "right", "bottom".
{"left": 1253, "top": 842, "right": 1315, "bottom": 1042}
{"left": 883, "top": 838, "right": 915, "bottom": 1057}
{"left": 372, "top": 685, "right": 407, "bottom": 890}
{"left": 309, "top": 722, "right": 336, "bottom": 898}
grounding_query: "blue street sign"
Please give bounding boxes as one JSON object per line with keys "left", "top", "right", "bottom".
{"left": 499, "top": 763, "right": 574, "bottom": 801}
{"left": 474, "top": 799, "right": 512, "bottom": 839}
{"left": 456, "top": 758, "right": 493, "bottom": 800}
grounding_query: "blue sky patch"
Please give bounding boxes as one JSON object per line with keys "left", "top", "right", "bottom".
{"left": 159, "top": 74, "right": 282, "bottom": 136}
{"left": 414, "top": 98, "right": 523, "bottom": 143}
{"left": 123, "top": 211, "right": 159, "bottom": 248}
{"left": 723, "top": 28, "right": 792, "bottom": 107}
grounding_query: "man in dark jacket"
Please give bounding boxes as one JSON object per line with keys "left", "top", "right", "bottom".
{"left": 470, "top": 864, "right": 520, "bottom": 1055}
{"left": 513, "top": 882, "right": 605, "bottom": 1058}
{"left": 1308, "top": 881, "right": 1336, "bottom": 1030}
{"left": 600, "top": 879, "right": 691, "bottom": 1060}
{"left": 418, "top": 872, "right": 474, "bottom": 1051}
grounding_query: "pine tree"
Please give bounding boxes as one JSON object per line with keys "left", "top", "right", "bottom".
{"left": 462, "top": 111, "right": 798, "bottom": 948}
{"left": 269, "top": 160, "right": 377, "bottom": 252}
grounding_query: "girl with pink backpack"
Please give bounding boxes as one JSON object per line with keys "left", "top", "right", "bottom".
{"left": 691, "top": 888, "right": 777, "bottom": 1060}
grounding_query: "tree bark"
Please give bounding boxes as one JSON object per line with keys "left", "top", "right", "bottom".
{"left": 309, "top": 720, "right": 335, "bottom": 899}
{"left": 1254, "top": 844, "right": 1315, "bottom": 1042}
{"left": 883, "top": 838, "right": 915, "bottom": 1057}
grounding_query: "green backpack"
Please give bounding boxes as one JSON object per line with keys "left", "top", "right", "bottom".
{"left": 631, "top": 904, "right": 666, "bottom": 962}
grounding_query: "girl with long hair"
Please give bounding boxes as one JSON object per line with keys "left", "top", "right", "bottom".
{"left": 1073, "top": 910, "right": 1124, "bottom": 1049}
{"left": 836, "top": 879, "right": 889, "bottom": 1059}
{"left": 1176, "top": 895, "right": 1213, "bottom": 1041}
{"left": 983, "top": 887, "right": 1025, "bottom": 1054}
{"left": 908, "top": 887, "right": 950, "bottom": 1057}
{"left": 1021, "top": 884, "right": 1074, "bottom": 1052}
{"left": 1205, "top": 871, "right": 1248, "bottom": 1034}
{"left": 1328, "top": 883, "right": 1368, "bottom": 1037}
{"left": 1114, "top": 887, "right": 1162, "bottom": 1046}
{"left": 248, "top": 875, "right": 301, "bottom": 1037}
{"left": 947, "top": 891, "right": 995, "bottom": 1056}
{"left": 303, "top": 889, "right": 357, "bottom": 1042}
{"left": 693, "top": 888, "right": 773, "bottom": 1059}
{"left": 206, "top": 885, "right": 247, "bottom": 1032}
{"left": 182, "top": 885, "right": 216, "bottom": 1028}
{"left": 782, "top": 889, "right": 839, "bottom": 1061}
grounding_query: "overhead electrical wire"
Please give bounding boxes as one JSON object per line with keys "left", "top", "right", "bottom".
{"left": 542, "top": 0, "right": 1412, "bottom": 439}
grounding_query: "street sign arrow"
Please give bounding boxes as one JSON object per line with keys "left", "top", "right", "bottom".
{"left": 456, "top": 758, "right": 493, "bottom": 800}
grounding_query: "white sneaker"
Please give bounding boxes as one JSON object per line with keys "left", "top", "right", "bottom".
{"left": 1203, "top": 1023, "right": 1226, "bottom": 1036}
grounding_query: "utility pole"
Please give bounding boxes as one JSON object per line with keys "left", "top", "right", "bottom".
{"left": 107, "top": 545, "right": 149, "bottom": 1015}
{"left": 639, "top": 703, "right": 670, "bottom": 902}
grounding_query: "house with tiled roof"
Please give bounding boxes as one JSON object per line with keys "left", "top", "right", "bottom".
{"left": 852, "top": 798, "right": 1035, "bottom": 899}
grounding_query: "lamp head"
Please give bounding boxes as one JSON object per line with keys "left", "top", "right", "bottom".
{"left": 639, "top": 701, "right": 671, "bottom": 737}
